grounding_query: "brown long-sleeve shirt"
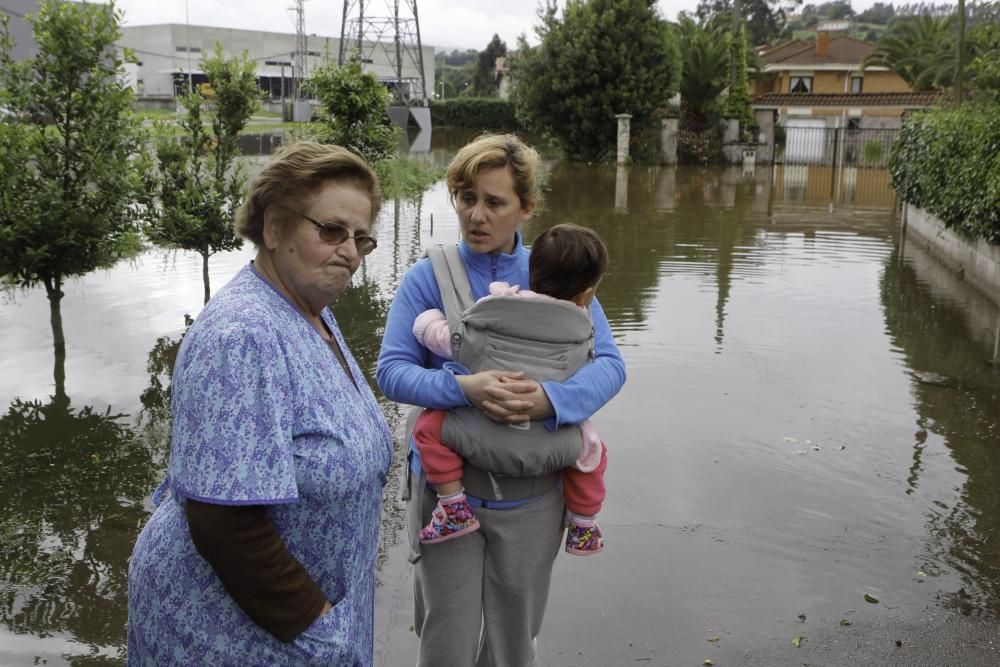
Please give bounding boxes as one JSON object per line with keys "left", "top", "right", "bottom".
{"left": 185, "top": 500, "right": 328, "bottom": 642}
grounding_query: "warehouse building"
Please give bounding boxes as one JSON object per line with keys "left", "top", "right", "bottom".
{"left": 118, "top": 23, "right": 434, "bottom": 106}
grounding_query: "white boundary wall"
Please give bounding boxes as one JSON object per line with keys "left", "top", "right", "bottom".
{"left": 904, "top": 203, "right": 1000, "bottom": 306}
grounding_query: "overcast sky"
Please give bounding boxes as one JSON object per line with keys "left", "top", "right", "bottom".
{"left": 113, "top": 0, "right": 957, "bottom": 52}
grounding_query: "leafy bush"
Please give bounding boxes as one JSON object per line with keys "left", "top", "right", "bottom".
{"left": 863, "top": 140, "right": 885, "bottom": 165}
{"left": 890, "top": 104, "right": 1000, "bottom": 244}
{"left": 429, "top": 98, "right": 519, "bottom": 130}
{"left": 303, "top": 57, "right": 398, "bottom": 163}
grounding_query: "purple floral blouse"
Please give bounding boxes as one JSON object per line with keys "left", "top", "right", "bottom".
{"left": 128, "top": 264, "right": 393, "bottom": 666}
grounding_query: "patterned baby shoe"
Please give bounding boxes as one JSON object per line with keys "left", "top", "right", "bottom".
{"left": 419, "top": 495, "right": 481, "bottom": 544}
{"left": 565, "top": 515, "right": 604, "bottom": 556}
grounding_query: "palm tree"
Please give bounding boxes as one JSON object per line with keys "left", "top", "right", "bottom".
{"left": 678, "top": 17, "right": 731, "bottom": 121}
{"left": 863, "top": 15, "right": 957, "bottom": 91}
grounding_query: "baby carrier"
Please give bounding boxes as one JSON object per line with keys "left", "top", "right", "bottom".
{"left": 426, "top": 243, "right": 595, "bottom": 500}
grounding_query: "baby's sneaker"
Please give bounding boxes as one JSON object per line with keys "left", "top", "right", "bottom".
{"left": 419, "top": 493, "right": 480, "bottom": 544}
{"left": 565, "top": 513, "right": 603, "bottom": 556}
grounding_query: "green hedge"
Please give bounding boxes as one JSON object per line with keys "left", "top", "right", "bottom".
{"left": 429, "top": 98, "right": 520, "bottom": 130}
{"left": 890, "top": 104, "right": 1000, "bottom": 244}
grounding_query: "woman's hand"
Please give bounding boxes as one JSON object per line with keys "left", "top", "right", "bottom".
{"left": 456, "top": 370, "right": 554, "bottom": 423}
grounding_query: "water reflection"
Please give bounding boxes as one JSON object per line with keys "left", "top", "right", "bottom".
{"left": 331, "top": 277, "right": 392, "bottom": 393}
{"left": 138, "top": 315, "right": 193, "bottom": 428}
{"left": 0, "top": 395, "right": 155, "bottom": 665}
{"left": 882, "top": 232, "right": 1000, "bottom": 616}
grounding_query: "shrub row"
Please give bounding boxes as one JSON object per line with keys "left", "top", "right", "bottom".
{"left": 890, "top": 104, "right": 1000, "bottom": 244}
{"left": 429, "top": 98, "right": 520, "bottom": 130}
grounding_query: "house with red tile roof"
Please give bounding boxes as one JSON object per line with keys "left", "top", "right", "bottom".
{"left": 751, "top": 25, "right": 940, "bottom": 130}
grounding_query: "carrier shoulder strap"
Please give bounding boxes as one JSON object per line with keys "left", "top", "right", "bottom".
{"left": 426, "top": 244, "right": 475, "bottom": 353}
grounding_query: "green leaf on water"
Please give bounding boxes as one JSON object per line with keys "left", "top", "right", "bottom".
{"left": 864, "top": 593, "right": 880, "bottom": 604}
{"left": 839, "top": 619, "right": 852, "bottom": 626}
{"left": 703, "top": 660, "right": 715, "bottom": 666}
{"left": 707, "top": 637, "right": 720, "bottom": 643}
{"left": 792, "top": 636, "right": 805, "bottom": 648}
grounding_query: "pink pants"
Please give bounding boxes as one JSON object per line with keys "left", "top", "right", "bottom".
{"left": 413, "top": 409, "right": 608, "bottom": 517}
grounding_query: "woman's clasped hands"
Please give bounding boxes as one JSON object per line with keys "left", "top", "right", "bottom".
{"left": 456, "top": 370, "right": 554, "bottom": 423}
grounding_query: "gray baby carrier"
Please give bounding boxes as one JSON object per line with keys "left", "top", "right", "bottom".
{"left": 426, "top": 243, "right": 594, "bottom": 499}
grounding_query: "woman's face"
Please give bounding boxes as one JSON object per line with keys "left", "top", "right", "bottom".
{"left": 455, "top": 166, "right": 534, "bottom": 255}
{"left": 264, "top": 180, "right": 373, "bottom": 311}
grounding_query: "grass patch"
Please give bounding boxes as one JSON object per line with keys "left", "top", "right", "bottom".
{"left": 241, "top": 122, "right": 306, "bottom": 135}
{"left": 135, "top": 108, "right": 180, "bottom": 121}
{"left": 376, "top": 156, "right": 444, "bottom": 200}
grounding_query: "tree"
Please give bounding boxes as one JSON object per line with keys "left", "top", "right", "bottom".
{"left": 857, "top": 2, "right": 897, "bottom": 25}
{"left": 677, "top": 17, "right": 731, "bottom": 122}
{"left": 966, "top": 4, "right": 1000, "bottom": 103}
{"left": 695, "top": 0, "right": 787, "bottom": 46}
{"left": 148, "top": 44, "right": 262, "bottom": 305}
{"left": 725, "top": 23, "right": 755, "bottom": 137}
{"left": 512, "top": 0, "right": 681, "bottom": 162}
{"left": 863, "top": 14, "right": 957, "bottom": 91}
{"left": 304, "top": 55, "right": 397, "bottom": 163}
{"left": 473, "top": 34, "right": 507, "bottom": 97}
{"left": 0, "top": 1, "right": 147, "bottom": 399}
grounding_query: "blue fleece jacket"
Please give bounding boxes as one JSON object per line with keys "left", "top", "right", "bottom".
{"left": 376, "top": 232, "right": 627, "bottom": 430}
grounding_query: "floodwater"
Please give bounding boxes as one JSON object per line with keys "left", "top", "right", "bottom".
{"left": 1, "top": 135, "right": 999, "bottom": 665}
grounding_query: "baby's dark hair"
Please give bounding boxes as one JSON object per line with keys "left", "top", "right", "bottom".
{"left": 529, "top": 223, "right": 609, "bottom": 301}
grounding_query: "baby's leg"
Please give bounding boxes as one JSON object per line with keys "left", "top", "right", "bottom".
{"left": 412, "top": 409, "right": 479, "bottom": 544}
{"left": 413, "top": 409, "right": 465, "bottom": 493}
{"left": 563, "top": 440, "right": 607, "bottom": 556}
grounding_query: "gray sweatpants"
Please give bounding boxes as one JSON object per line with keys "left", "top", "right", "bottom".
{"left": 407, "top": 470, "right": 566, "bottom": 666}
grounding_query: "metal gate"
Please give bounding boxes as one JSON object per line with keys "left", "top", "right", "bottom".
{"left": 776, "top": 125, "right": 900, "bottom": 168}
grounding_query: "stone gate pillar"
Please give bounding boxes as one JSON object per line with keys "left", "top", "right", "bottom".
{"left": 722, "top": 117, "right": 741, "bottom": 164}
{"left": 616, "top": 113, "right": 632, "bottom": 165}
{"left": 660, "top": 117, "right": 679, "bottom": 165}
{"left": 754, "top": 108, "right": 776, "bottom": 164}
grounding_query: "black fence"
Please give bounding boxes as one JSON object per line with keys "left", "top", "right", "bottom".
{"left": 776, "top": 126, "right": 900, "bottom": 168}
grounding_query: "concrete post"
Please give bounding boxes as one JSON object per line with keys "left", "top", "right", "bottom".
{"left": 722, "top": 117, "right": 741, "bottom": 164}
{"left": 615, "top": 113, "right": 632, "bottom": 165}
{"left": 754, "top": 108, "right": 776, "bottom": 164}
{"left": 614, "top": 164, "right": 629, "bottom": 211}
{"left": 660, "top": 117, "right": 679, "bottom": 165}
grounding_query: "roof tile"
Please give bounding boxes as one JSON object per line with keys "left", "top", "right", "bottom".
{"left": 751, "top": 92, "right": 943, "bottom": 107}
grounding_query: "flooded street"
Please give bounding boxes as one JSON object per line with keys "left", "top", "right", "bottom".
{"left": 1, "top": 137, "right": 999, "bottom": 664}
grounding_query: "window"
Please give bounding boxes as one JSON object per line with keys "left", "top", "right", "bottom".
{"left": 790, "top": 76, "right": 813, "bottom": 93}
{"left": 175, "top": 46, "right": 201, "bottom": 53}
{"left": 850, "top": 76, "right": 863, "bottom": 93}
{"left": 847, "top": 118, "right": 861, "bottom": 131}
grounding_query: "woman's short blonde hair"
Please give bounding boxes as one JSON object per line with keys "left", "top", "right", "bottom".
{"left": 234, "top": 141, "right": 381, "bottom": 246}
{"left": 445, "top": 133, "right": 540, "bottom": 208}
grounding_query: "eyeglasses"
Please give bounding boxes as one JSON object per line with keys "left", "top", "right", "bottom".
{"left": 273, "top": 202, "right": 378, "bottom": 256}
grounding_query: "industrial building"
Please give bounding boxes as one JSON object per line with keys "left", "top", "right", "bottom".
{"left": 117, "top": 23, "right": 435, "bottom": 106}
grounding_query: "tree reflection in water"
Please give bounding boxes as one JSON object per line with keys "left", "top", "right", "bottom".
{"left": 331, "top": 276, "right": 392, "bottom": 390}
{"left": 0, "top": 396, "right": 155, "bottom": 664}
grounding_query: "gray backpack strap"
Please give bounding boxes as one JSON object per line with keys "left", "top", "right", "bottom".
{"left": 426, "top": 244, "right": 474, "bottom": 355}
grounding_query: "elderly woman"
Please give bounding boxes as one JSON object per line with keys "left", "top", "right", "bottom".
{"left": 377, "top": 134, "right": 626, "bottom": 665}
{"left": 128, "top": 142, "right": 392, "bottom": 666}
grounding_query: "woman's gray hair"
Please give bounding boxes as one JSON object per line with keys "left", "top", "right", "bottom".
{"left": 234, "top": 141, "right": 381, "bottom": 246}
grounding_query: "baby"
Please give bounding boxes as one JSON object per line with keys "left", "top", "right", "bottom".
{"left": 412, "top": 223, "right": 610, "bottom": 556}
